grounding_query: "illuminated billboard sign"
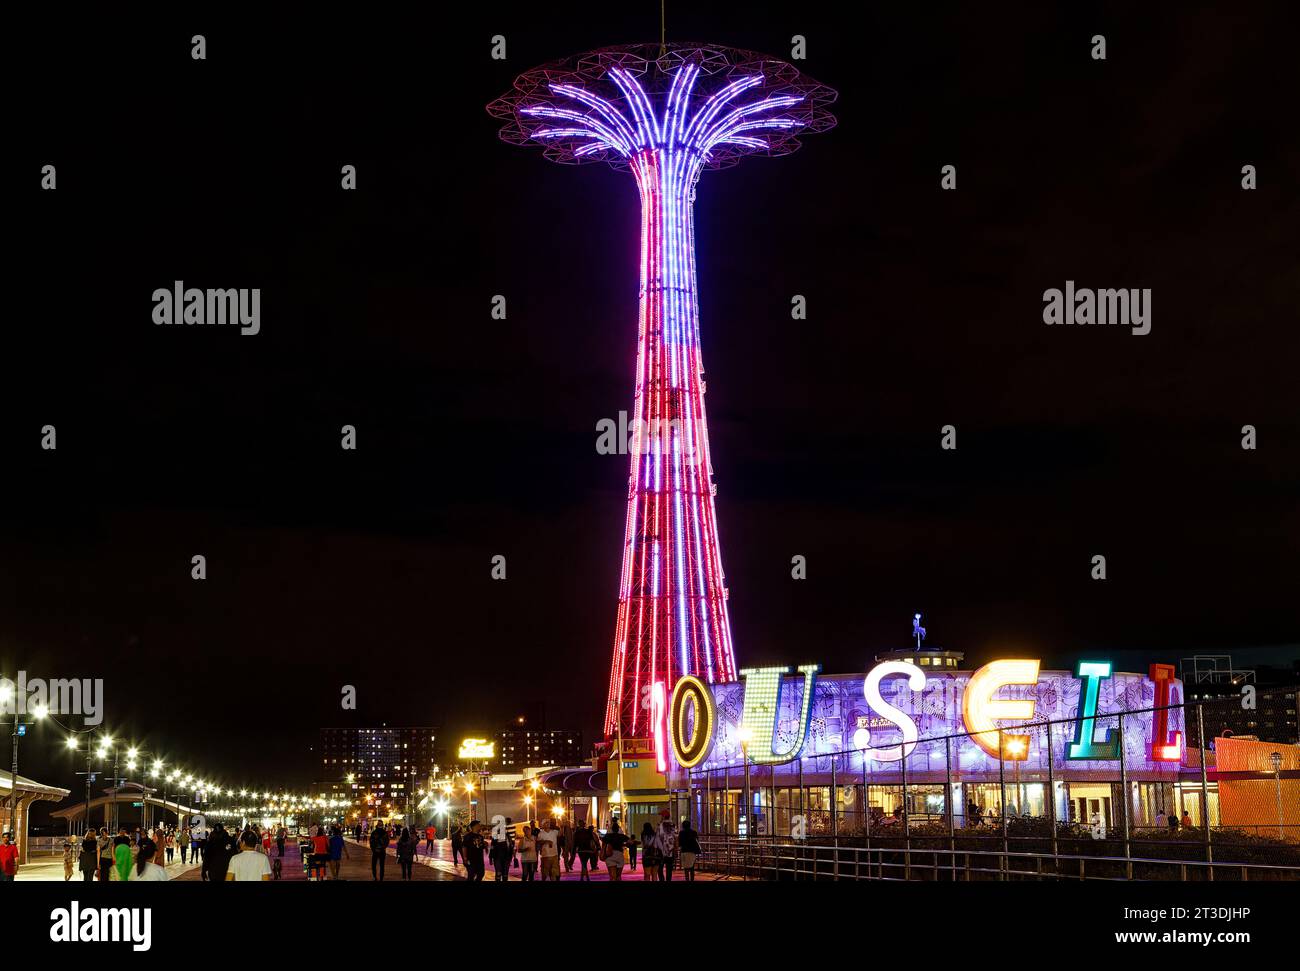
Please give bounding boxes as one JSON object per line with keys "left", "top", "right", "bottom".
{"left": 664, "top": 660, "right": 1185, "bottom": 777}
{"left": 457, "top": 738, "right": 495, "bottom": 760}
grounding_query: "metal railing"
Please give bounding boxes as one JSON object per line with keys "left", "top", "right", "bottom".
{"left": 696, "top": 833, "right": 1300, "bottom": 882}
{"left": 683, "top": 692, "right": 1300, "bottom": 881}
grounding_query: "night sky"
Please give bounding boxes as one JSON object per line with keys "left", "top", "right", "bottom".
{"left": 4, "top": 3, "right": 1297, "bottom": 803}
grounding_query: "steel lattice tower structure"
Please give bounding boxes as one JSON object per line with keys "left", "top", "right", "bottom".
{"left": 489, "top": 44, "right": 836, "bottom": 741}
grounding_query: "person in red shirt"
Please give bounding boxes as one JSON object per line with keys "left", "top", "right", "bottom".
{"left": 310, "top": 826, "right": 330, "bottom": 880}
{"left": 425, "top": 824, "right": 437, "bottom": 857}
{"left": 0, "top": 832, "right": 20, "bottom": 881}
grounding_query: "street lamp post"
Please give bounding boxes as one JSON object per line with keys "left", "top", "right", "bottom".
{"left": 530, "top": 778, "right": 544, "bottom": 830}
{"left": 2, "top": 684, "right": 49, "bottom": 844}
{"left": 96, "top": 738, "right": 116, "bottom": 831}
{"left": 108, "top": 744, "right": 122, "bottom": 832}
{"left": 5, "top": 694, "right": 15, "bottom": 840}
{"left": 63, "top": 732, "right": 99, "bottom": 836}
{"left": 119, "top": 746, "right": 168, "bottom": 830}
{"left": 736, "top": 727, "right": 753, "bottom": 839}
{"left": 1269, "top": 752, "right": 1284, "bottom": 840}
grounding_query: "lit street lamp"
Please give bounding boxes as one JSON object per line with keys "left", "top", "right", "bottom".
{"left": 1, "top": 683, "right": 48, "bottom": 845}
{"left": 63, "top": 731, "right": 106, "bottom": 836}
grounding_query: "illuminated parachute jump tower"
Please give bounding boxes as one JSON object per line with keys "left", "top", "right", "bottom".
{"left": 489, "top": 44, "right": 836, "bottom": 743}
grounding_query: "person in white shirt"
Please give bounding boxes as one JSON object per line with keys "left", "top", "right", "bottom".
{"left": 536, "top": 819, "right": 561, "bottom": 881}
{"left": 226, "top": 831, "right": 273, "bottom": 881}
{"left": 128, "top": 838, "right": 170, "bottom": 882}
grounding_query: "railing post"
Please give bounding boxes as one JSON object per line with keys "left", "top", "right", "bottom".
{"left": 945, "top": 735, "right": 956, "bottom": 882}
{"left": 1197, "top": 704, "right": 1214, "bottom": 881}
{"left": 1118, "top": 712, "right": 1132, "bottom": 880}
{"left": 797, "top": 757, "right": 805, "bottom": 881}
{"left": 998, "top": 731, "right": 1008, "bottom": 880}
{"left": 764, "top": 765, "right": 771, "bottom": 843}
{"left": 831, "top": 757, "right": 838, "bottom": 838}
{"left": 901, "top": 749, "right": 911, "bottom": 880}
{"left": 1046, "top": 719, "right": 1058, "bottom": 873}
{"left": 830, "top": 757, "right": 839, "bottom": 880}
{"left": 723, "top": 762, "right": 729, "bottom": 835}
{"left": 705, "top": 768, "right": 711, "bottom": 836}
{"left": 742, "top": 755, "right": 752, "bottom": 878}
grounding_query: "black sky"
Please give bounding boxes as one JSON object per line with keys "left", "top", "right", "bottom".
{"left": 3, "top": 3, "right": 1298, "bottom": 801}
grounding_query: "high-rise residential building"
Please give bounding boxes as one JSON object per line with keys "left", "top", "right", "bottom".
{"left": 317, "top": 726, "right": 445, "bottom": 802}
{"left": 492, "top": 721, "right": 584, "bottom": 771}
{"left": 1182, "top": 656, "right": 1299, "bottom": 745}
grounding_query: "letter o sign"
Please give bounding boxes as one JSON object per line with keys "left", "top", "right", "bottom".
{"left": 669, "top": 675, "right": 716, "bottom": 768}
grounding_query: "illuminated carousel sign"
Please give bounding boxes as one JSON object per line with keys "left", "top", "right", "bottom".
{"left": 663, "top": 659, "right": 1185, "bottom": 775}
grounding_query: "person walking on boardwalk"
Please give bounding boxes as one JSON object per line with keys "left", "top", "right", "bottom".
{"left": 573, "top": 822, "right": 597, "bottom": 880}
{"left": 517, "top": 826, "right": 538, "bottom": 881}
{"left": 451, "top": 823, "right": 464, "bottom": 868}
{"left": 79, "top": 829, "right": 98, "bottom": 882}
{"left": 536, "top": 818, "right": 560, "bottom": 881}
{"left": 97, "top": 828, "right": 114, "bottom": 882}
{"left": 602, "top": 821, "right": 628, "bottom": 881}
{"left": 226, "top": 831, "right": 272, "bottom": 882}
{"left": 328, "top": 825, "right": 349, "bottom": 880}
{"left": 560, "top": 819, "right": 576, "bottom": 872}
{"left": 397, "top": 827, "right": 418, "bottom": 880}
{"left": 207, "top": 824, "right": 234, "bottom": 882}
{"left": 656, "top": 816, "right": 678, "bottom": 882}
{"left": 0, "top": 831, "right": 19, "bottom": 882}
{"left": 490, "top": 819, "right": 515, "bottom": 882}
{"left": 369, "top": 822, "right": 391, "bottom": 881}
{"left": 462, "top": 821, "right": 487, "bottom": 882}
{"left": 113, "top": 829, "right": 133, "bottom": 882}
{"left": 640, "top": 822, "right": 660, "bottom": 881}
{"left": 129, "top": 838, "right": 169, "bottom": 881}
{"left": 678, "top": 819, "right": 701, "bottom": 881}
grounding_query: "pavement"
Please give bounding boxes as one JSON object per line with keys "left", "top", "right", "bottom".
{"left": 13, "top": 848, "right": 200, "bottom": 883}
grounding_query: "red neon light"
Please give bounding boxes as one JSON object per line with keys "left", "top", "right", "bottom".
{"left": 650, "top": 681, "right": 669, "bottom": 773}
{"left": 1148, "top": 663, "right": 1183, "bottom": 762}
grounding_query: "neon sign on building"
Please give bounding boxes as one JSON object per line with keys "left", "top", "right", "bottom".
{"left": 457, "top": 738, "right": 496, "bottom": 760}
{"left": 663, "top": 659, "right": 1186, "bottom": 776}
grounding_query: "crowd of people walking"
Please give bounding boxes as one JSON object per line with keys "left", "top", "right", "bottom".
{"left": 41, "top": 821, "right": 287, "bottom": 882}
{"left": 444, "top": 810, "right": 702, "bottom": 882}
{"left": 6, "top": 808, "right": 705, "bottom": 884}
